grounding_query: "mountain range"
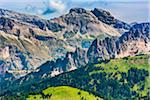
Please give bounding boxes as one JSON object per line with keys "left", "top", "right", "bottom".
{"left": 0, "top": 8, "right": 130, "bottom": 79}
{"left": 0, "top": 7, "right": 149, "bottom": 99}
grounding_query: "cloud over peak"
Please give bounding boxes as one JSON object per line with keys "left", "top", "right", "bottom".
{"left": 48, "top": 0, "right": 67, "bottom": 13}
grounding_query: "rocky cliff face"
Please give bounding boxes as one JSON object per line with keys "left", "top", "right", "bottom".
{"left": 91, "top": 8, "right": 130, "bottom": 31}
{"left": 87, "top": 23, "right": 150, "bottom": 63}
{"left": 18, "top": 47, "right": 88, "bottom": 81}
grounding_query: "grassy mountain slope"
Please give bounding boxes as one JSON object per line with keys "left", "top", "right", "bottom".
{"left": 32, "top": 54, "right": 150, "bottom": 99}
{"left": 27, "top": 86, "right": 101, "bottom": 100}
{"left": 2, "top": 54, "right": 149, "bottom": 100}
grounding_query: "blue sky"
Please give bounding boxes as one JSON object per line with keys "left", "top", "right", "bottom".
{"left": 0, "top": 0, "right": 149, "bottom": 23}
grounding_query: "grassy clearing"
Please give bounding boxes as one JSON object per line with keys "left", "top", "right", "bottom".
{"left": 92, "top": 54, "right": 149, "bottom": 74}
{"left": 27, "top": 86, "right": 101, "bottom": 100}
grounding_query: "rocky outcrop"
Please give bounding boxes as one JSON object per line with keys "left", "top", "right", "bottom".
{"left": 14, "top": 47, "right": 88, "bottom": 83}
{"left": 88, "top": 23, "right": 150, "bottom": 63}
{"left": 87, "top": 37, "right": 117, "bottom": 63}
{"left": 49, "top": 47, "right": 88, "bottom": 76}
{"left": 0, "top": 17, "right": 14, "bottom": 31}
{"left": 92, "top": 8, "right": 116, "bottom": 25}
{"left": 91, "top": 8, "right": 130, "bottom": 30}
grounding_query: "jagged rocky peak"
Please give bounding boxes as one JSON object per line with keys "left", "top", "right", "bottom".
{"left": 119, "top": 23, "right": 150, "bottom": 43}
{"left": 92, "top": 8, "right": 115, "bottom": 25}
{"left": 69, "top": 8, "right": 87, "bottom": 14}
{"left": 92, "top": 8, "right": 130, "bottom": 30}
{"left": 131, "top": 23, "right": 150, "bottom": 35}
{"left": 52, "top": 7, "right": 120, "bottom": 37}
{"left": 0, "top": 7, "right": 130, "bottom": 32}
{"left": 59, "top": 7, "right": 99, "bottom": 25}
{"left": 0, "top": 17, "right": 14, "bottom": 31}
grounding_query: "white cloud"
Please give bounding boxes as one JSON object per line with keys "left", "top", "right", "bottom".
{"left": 0, "top": 0, "right": 148, "bottom": 22}
{"left": 49, "top": 0, "right": 67, "bottom": 13}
